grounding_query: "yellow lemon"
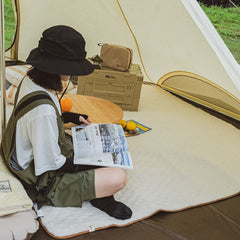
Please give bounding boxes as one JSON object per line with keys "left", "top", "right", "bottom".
{"left": 118, "top": 119, "right": 127, "bottom": 128}
{"left": 126, "top": 121, "right": 137, "bottom": 131}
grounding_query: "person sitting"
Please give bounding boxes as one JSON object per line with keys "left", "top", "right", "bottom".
{"left": 0, "top": 25, "right": 132, "bottom": 220}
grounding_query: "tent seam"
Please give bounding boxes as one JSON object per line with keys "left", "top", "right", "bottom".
{"left": 115, "top": 0, "right": 154, "bottom": 83}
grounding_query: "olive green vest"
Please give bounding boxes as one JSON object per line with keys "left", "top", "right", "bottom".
{"left": 0, "top": 82, "right": 78, "bottom": 207}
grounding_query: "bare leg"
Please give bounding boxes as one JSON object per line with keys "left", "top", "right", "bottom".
{"left": 94, "top": 167, "right": 127, "bottom": 198}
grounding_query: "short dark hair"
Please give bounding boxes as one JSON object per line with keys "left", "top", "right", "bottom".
{"left": 27, "top": 68, "right": 63, "bottom": 92}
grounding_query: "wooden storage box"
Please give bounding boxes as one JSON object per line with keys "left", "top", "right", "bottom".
{"left": 76, "top": 64, "right": 143, "bottom": 111}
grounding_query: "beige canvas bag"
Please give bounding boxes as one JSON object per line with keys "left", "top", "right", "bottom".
{"left": 100, "top": 44, "right": 133, "bottom": 71}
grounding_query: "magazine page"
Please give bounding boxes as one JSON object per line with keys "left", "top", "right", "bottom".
{"left": 72, "top": 124, "right": 133, "bottom": 169}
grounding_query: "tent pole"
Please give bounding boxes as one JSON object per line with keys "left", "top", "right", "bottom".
{"left": 0, "top": 0, "right": 6, "bottom": 137}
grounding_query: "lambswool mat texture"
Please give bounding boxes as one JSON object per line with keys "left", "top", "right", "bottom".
{"left": 37, "top": 84, "right": 240, "bottom": 238}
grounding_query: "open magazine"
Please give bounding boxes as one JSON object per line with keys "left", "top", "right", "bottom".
{"left": 72, "top": 124, "right": 133, "bottom": 169}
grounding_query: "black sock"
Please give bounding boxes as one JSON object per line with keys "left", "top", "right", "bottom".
{"left": 90, "top": 196, "right": 132, "bottom": 220}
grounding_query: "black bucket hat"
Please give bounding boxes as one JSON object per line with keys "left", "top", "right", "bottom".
{"left": 26, "top": 25, "right": 94, "bottom": 76}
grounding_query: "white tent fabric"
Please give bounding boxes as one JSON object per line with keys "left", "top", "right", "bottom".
{"left": 11, "top": 0, "right": 240, "bottom": 98}
{"left": 181, "top": 0, "right": 240, "bottom": 93}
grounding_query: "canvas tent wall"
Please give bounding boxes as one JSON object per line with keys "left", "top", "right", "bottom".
{"left": 6, "top": 0, "right": 240, "bottom": 122}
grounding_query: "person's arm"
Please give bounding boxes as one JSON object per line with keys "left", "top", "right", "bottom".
{"left": 28, "top": 107, "right": 66, "bottom": 176}
{"left": 62, "top": 112, "right": 92, "bottom": 125}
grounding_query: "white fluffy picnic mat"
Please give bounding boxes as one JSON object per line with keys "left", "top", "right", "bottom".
{"left": 39, "top": 84, "right": 240, "bottom": 238}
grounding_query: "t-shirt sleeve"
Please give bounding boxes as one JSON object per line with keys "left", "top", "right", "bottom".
{"left": 28, "top": 108, "right": 66, "bottom": 176}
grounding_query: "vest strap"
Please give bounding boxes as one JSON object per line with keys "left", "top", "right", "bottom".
{"left": 14, "top": 94, "right": 53, "bottom": 117}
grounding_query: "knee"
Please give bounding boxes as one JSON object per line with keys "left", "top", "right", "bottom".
{"left": 111, "top": 168, "right": 127, "bottom": 192}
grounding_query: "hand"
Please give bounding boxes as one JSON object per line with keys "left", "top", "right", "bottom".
{"left": 79, "top": 116, "right": 92, "bottom": 125}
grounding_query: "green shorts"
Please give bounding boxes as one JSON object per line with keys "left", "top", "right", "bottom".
{"left": 47, "top": 169, "right": 96, "bottom": 207}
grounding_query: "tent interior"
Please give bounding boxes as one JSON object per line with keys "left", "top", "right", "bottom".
{"left": 1, "top": 0, "right": 240, "bottom": 239}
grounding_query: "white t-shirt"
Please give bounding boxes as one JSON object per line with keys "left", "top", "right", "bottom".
{"left": 14, "top": 76, "right": 66, "bottom": 176}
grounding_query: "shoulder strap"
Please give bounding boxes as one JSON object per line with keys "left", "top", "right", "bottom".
{"left": 13, "top": 77, "right": 61, "bottom": 120}
{"left": 14, "top": 90, "right": 59, "bottom": 120}
{"left": 14, "top": 91, "right": 55, "bottom": 118}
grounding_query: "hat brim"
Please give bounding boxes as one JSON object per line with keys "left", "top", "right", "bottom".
{"left": 26, "top": 48, "right": 94, "bottom": 76}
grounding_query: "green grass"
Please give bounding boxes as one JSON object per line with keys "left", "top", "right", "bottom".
{"left": 200, "top": 3, "right": 240, "bottom": 63}
{"left": 3, "top": 1, "right": 240, "bottom": 63}
{"left": 4, "top": 0, "right": 15, "bottom": 50}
